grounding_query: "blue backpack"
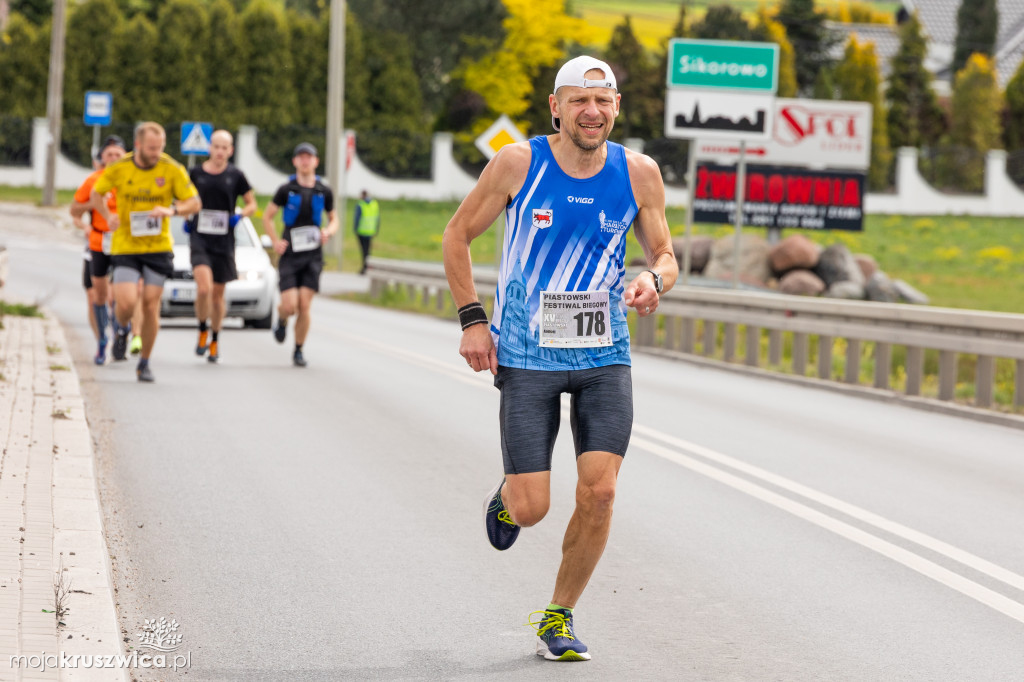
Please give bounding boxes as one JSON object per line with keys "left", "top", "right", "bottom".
{"left": 282, "top": 175, "right": 325, "bottom": 228}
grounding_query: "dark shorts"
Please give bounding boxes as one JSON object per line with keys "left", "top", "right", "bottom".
{"left": 82, "top": 257, "right": 92, "bottom": 289}
{"left": 111, "top": 252, "right": 174, "bottom": 287}
{"left": 278, "top": 255, "right": 322, "bottom": 292}
{"left": 493, "top": 364, "right": 633, "bottom": 475}
{"left": 90, "top": 250, "right": 113, "bottom": 279}
{"left": 190, "top": 245, "right": 237, "bottom": 284}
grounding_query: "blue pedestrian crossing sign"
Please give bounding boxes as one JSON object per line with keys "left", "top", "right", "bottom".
{"left": 83, "top": 92, "right": 113, "bottom": 126}
{"left": 180, "top": 122, "right": 214, "bottom": 156}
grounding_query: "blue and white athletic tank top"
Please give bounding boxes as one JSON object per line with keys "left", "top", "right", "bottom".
{"left": 492, "top": 136, "right": 638, "bottom": 370}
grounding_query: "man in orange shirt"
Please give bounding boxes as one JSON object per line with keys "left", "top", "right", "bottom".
{"left": 70, "top": 135, "right": 126, "bottom": 364}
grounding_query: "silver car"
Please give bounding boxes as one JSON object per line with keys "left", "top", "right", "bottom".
{"left": 160, "top": 216, "right": 278, "bottom": 328}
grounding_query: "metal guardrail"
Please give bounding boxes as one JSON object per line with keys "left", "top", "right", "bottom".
{"left": 365, "top": 257, "right": 1024, "bottom": 413}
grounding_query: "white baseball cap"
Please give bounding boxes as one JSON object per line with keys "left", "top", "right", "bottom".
{"left": 552, "top": 56, "right": 618, "bottom": 131}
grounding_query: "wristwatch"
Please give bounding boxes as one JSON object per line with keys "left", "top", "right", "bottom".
{"left": 645, "top": 269, "right": 663, "bottom": 294}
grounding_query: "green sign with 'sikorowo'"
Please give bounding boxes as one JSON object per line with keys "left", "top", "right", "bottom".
{"left": 668, "top": 39, "right": 779, "bottom": 93}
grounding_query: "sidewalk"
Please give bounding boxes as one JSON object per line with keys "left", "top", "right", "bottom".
{"left": 0, "top": 312, "right": 124, "bottom": 682}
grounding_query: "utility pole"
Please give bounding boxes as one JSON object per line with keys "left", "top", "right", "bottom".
{"left": 42, "top": 0, "right": 69, "bottom": 206}
{"left": 326, "top": 0, "right": 347, "bottom": 265}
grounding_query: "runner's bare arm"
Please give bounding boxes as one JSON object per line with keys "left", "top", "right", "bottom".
{"left": 263, "top": 202, "right": 288, "bottom": 255}
{"left": 443, "top": 142, "right": 530, "bottom": 307}
{"left": 89, "top": 190, "right": 118, "bottom": 230}
{"left": 151, "top": 195, "right": 200, "bottom": 219}
{"left": 443, "top": 142, "right": 531, "bottom": 373}
{"left": 69, "top": 200, "right": 89, "bottom": 219}
{"left": 320, "top": 209, "right": 339, "bottom": 243}
{"left": 240, "top": 190, "right": 257, "bottom": 218}
{"left": 623, "top": 151, "right": 678, "bottom": 316}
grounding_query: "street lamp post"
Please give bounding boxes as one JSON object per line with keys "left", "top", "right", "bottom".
{"left": 326, "top": 0, "right": 346, "bottom": 265}
{"left": 42, "top": 0, "right": 69, "bottom": 206}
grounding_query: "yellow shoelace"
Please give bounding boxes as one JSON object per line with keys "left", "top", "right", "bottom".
{"left": 527, "top": 610, "right": 574, "bottom": 640}
{"left": 497, "top": 509, "right": 517, "bottom": 527}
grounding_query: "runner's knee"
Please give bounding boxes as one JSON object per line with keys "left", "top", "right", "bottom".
{"left": 507, "top": 497, "right": 548, "bottom": 528}
{"left": 505, "top": 482, "right": 550, "bottom": 527}
{"left": 576, "top": 479, "right": 616, "bottom": 516}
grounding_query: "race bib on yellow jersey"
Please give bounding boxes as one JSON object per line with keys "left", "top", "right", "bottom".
{"left": 539, "top": 291, "right": 612, "bottom": 348}
{"left": 197, "top": 209, "right": 229, "bottom": 235}
{"left": 290, "top": 226, "right": 321, "bottom": 252}
{"left": 129, "top": 211, "right": 162, "bottom": 237}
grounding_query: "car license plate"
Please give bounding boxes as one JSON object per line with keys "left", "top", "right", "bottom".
{"left": 171, "top": 287, "right": 195, "bottom": 302}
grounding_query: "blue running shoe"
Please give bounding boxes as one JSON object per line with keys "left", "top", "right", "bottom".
{"left": 529, "top": 608, "right": 590, "bottom": 661}
{"left": 483, "top": 479, "right": 519, "bottom": 551}
{"left": 94, "top": 336, "right": 108, "bottom": 366}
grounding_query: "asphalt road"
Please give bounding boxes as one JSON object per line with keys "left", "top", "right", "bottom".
{"left": 3, "top": 207, "right": 1024, "bottom": 681}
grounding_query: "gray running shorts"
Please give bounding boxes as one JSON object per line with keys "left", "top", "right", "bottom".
{"left": 493, "top": 364, "right": 633, "bottom": 475}
{"left": 111, "top": 252, "right": 173, "bottom": 287}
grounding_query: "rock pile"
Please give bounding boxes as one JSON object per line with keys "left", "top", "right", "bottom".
{"left": 670, "top": 234, "right": 930, "bottom": 304}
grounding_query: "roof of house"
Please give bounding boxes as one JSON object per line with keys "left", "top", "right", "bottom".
{"left": 826, "top": 22, "right": 904, "bottom": 78}
{"left": 903, "top": 0, "right": 1024, "bottom": 86}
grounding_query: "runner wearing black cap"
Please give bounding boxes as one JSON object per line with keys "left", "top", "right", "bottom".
{"left": 262, "top": 142, "right": 338, "bottom": 367}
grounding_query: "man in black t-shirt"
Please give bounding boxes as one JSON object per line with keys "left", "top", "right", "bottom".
{"left": 262, "top": 142, "right": 339, "bottom": 367}
{"left": 187, "top": 129, "right": 257, "bottom": 363}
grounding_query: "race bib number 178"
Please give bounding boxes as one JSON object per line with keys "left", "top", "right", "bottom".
{"left": 539, "top": 291, "right": 612, "bottom": 348}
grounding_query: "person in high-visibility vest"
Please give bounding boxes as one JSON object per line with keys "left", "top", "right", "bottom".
{"left": 353, "top": 189, "right": 380, "bottom": 275}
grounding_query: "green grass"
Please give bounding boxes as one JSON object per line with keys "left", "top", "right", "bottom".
{"left": 573, "top": 0, "right": 900, "bottom": 49}
{"left": 0, "top": 186, "right": 77, "bottom": 205}
{"left": 0, "top": 301, "right": 43, "bottom": 317}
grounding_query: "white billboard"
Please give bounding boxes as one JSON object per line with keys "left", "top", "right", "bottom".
{"left": 664, "top": 90, "right": 774, "bottom": 141}
{"left": 693, "top": 98, "right": 872, "bottom": 169}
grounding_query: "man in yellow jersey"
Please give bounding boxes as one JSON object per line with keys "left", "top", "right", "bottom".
{"left": 90, "top": 122, "right": 201, "bottom": 382}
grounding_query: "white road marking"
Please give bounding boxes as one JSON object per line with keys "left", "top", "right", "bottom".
{"left": 335, "top": 329, "right": 1024, "bottom": 624}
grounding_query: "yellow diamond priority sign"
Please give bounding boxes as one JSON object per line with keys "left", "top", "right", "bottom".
{"left": 475, "top": 115, "right": 526, "bottom": 160}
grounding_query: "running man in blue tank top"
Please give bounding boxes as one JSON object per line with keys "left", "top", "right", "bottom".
{"left": 443, "top": 55, "right": 678, "bottom": 661}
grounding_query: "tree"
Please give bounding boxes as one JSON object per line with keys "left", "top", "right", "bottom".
{"left": 288, "top": 9, "right": 328, "bottom": 127}
{"left": 348, "top": 0, "right": 506, "bottom": 116}
{"left": 752, "top": 6, "right": 797, "bottom": 98}
{"left": 0, "top": 13, "right": 49, "bottom": 118}
{"left": 834, "top": 36, "right": 892, "bottom": 190}
{"left": 457, "top": 0, "right": 593, "bottom": 132}
{"left": 952, "top": 0, "right": 997, "bottom": 75}
{"left": 775, "top": 0, "right": 838, "bottom": 94}
{"left": 342, "top": 8, "right": 370, "bottom": 132}
{"left": 603, "top": 15, "right": 660, "bottom": 141}
{"left": 691, "top": 4, "right": 752, "bottom": 41}
{"left": 885, "top": 11, "right": 944, "bottom": 150}
{"left": 948, "top": 53, "right": 1002, "bottom": 191}
{"left": 1003, "top": 58, "right": 1024, "bottom": 150}
{"left": 357, "top": 30, "right": 429, "bottom": 177}
{"left": 238, "top": 0, "right": 297, "bottom": 129}
{"left": 812, "top": 66, "right": 836, "bottom": 100}
{"left": 111, "top": 13, "right": 160, "bottom": 123}
{"left": 204, "top": 0, "right": 247, "bottom": 130}
{"left": 63, "top": 0, "right": 124, "bottom": 123}
{"left": 155, "top": 0, "right": 209, "bottom": 124}
{"left": 9, "top": 0, "right": 50, "bottom": 25}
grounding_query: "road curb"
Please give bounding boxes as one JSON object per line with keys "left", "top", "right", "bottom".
{"left": 0, "top": 312, "right": 127, "bottom": 681}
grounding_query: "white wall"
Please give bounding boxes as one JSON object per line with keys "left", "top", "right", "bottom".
{"left": 8, "top": 119, "right": 1024, "bottom": 216}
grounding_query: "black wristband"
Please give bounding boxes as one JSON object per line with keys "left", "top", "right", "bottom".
{"left": 458, "top": 302, "right": 488, "bottom": 331}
